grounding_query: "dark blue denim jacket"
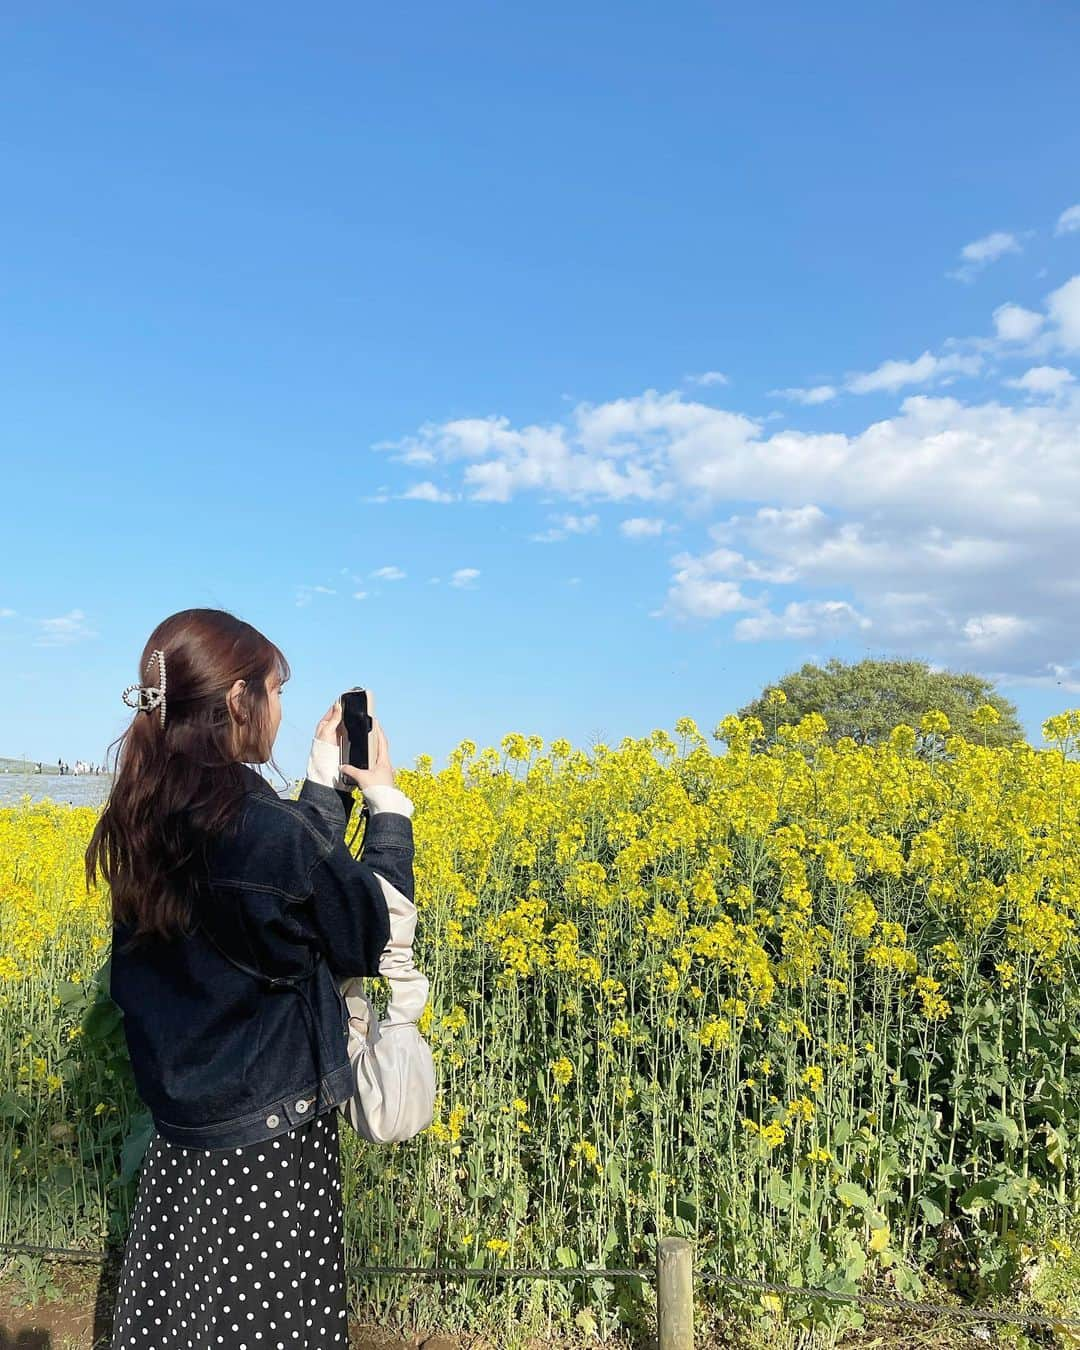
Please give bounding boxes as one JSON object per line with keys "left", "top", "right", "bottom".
{"left": 108, "top": 764, "right": 415, "bottom": 1151}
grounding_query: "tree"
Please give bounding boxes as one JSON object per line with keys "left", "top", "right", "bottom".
{"left": 739, "top": 657, "right": 1025, "bottom": 747}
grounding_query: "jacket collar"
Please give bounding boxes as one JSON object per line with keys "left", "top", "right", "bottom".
{"left": 238, "top": 762, "right": 282, "bottom": 798}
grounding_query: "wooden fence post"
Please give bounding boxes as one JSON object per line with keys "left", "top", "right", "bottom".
{"left": 656, "top": 1236, "right": 693, "bottom": 1350}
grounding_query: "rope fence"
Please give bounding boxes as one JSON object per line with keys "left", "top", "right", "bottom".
{"left": 3, "top": 1237, "right": 1080, "bottom": 1346}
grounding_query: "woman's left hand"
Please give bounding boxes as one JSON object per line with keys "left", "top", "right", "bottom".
{"left": 314, "top": 700, "right": 342, "bottom": 746}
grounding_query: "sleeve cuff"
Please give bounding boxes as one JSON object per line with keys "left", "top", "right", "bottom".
{"left": 306, "top": 738, "right": 341, "bottom": 788}
{"left": 361, "top": 784, "right": 415, "bottom": 818}
{"left": 305, "top": 739, "right": 415, "bottom": 817}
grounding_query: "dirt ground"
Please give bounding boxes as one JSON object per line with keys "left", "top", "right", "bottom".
{"left": 0, "top": 1254, "right": 484, "bottom": 1350}
{"left": 0, "top": 1255, "right": 1033, "bottom": 1350}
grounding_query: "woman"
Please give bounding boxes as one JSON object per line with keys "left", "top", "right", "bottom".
{"left": 88, "top": 608, "right": 416, "bottom": 1349}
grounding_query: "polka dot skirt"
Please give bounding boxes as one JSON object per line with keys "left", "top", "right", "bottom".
{"left": 110, "top": 1106, "right": 348, "bottom": 1349}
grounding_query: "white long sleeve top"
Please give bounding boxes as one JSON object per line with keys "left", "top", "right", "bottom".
{"left": 305, "top": 737, "right": 415, "bottom": 818}
{"left": 304, "top": 738, "right": 427, "bottom": 1025}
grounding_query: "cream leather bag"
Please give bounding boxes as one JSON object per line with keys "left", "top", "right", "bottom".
{"left": 336, "top": 884, "right": 435, "bottom": 1143}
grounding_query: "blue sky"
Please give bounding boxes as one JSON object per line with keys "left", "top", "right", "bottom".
{"left": 2, "top": 1, "right": 1080, "bottom": 777}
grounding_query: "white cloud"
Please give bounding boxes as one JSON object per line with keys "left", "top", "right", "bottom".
{"left": 993, "top": 302, "right": 1044, "bottom": 342}
{"left": 387, "top": 382, "right": 1080, "bottom": 678}
{"left": 770, "top": 294, "right": 1051, "bottom": 414}
{"left": 846, "top": 350, "right": 982, "bottom": 394}
{"left": 372, "top": 436, "right": 436, "bottom": 465}
{"left": 667, "top": 540, "right": 796, "bottom": 585}
{"left": 560, "top": 513, "right": 598, "bottom": 532}
{"left": 1055, "top": 205, "right": 1080, "bottom": 236}
{"left": 370, "top": 566, "right": 406, "bottom": 581}
{"left": 962, "top": 232, "right": 1021, "bottom": 263}
{"left": 658, "top": 555, "right": 761, "bottom": 621}
{"left": 1005, "top": 366, "right": 1075, "bottom": 397}
{"left": 449, "top": 568, "right": 480, "bottom": 588}
{"left": 401, "top": 481, "right": 456, "bottom": 502}
{"left": 294, "top": 584, "right": 336, "bottom": 608}
{"left": 962, "top": 613, "right": 1031, "bottom": 649}
{"left": 391, "top": 388, "right": 1080, "bottom": 531}
{"left": 733, "top": 599, "right": 871, "bottom": 642}
{"left": 0, "top": 608, "right": 15, "bottom": 618}
{"left": 1047, "top": 275, "right": 1080, "bottom": 351}
{"left": 380, "top": 403, "right": 677, "bottom": 504}
{"left": 33, "top": 609, "right": 97, "bottom": 645}
{"left": 948, "top": 230, "right": 1021, "bottom": 282}
{"left": 771, "top": 330, "right": 997, "bottom": 409}
{"left": 685, "top": 370, "right": 729, "bottom": 386}
{"left": 770, "top": 384, "right": 837, "bottom": 405}
{"left": 620, "top": 516, "right": 669, "bottom": 538}
{"left": 530, "top": 512, "right": 600, "bottom": 543}
{"left": 773, "top": 292, "right": 1055, "bottom": 407}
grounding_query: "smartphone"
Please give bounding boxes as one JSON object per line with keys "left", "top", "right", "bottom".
{"left": 338, "top": 686, "right": 377, "bottom": 785}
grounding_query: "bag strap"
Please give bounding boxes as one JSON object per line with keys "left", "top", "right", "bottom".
{"left": 199, "top": 920, "right": 319, "bottom": 988}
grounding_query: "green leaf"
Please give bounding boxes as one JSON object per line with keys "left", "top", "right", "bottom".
{"left": 48, "top": 1162, "right": 75, "bottom": 1193}
{"left": 918, "top": 1196, "right": 945, "bottom": 1224}
{"left": 0, "top": 1090, "right": 29, "bottom": 1121}
{"left": 843, "top": 1249, "right": 867, "bottom": 1284}
{"left": 675, "top": 1196, "right": 698, "bottom": 1223}
{"left": 933, "top": 1164, "right": 965, "bottom": 1192}
{"left": 81, "top": 997, "right": 123, "bottom": 1044}
{"left": 957, "top": 1179, "right": 999, "bottom": 1213}
{"left": 1044, "top": 1123, "right": 1068, "bottom": 1172}
{"left": 554, "top": 1246, "right": 576, "bottom": 1268}
{"left": 119, "top": 1113, "right": 154, "bottom": 1185}
{"left": 835, "top": 1182, "right": 870, "bottom": 1209}
{"left": 574, "top": 1309, "right": 598, "bottom": 1337}
{"left": 975, "top": 1116, "right": 1020, "bottom": 1149}
{"left": 605, "top": 1147, "right": 623, "bottom": 1192}
{"left": 992, "top": 1176, "right": 1037, "bottom": 1209}
{"left": 767, "top": 1175, "right": 792, "bottom": 1210}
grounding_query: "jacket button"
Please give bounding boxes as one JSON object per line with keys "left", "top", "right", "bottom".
{"left": 295, "top": 1099, "right": 309, "bottom": 1114}
{"left": 266, "top": 1113, "right": 280, "bottom": 1127}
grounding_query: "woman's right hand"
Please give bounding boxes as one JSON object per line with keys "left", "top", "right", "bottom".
{"left": 339, "top": 718, "right": 397, "bottom": 791}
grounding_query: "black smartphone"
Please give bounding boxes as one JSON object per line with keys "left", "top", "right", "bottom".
{"left": 339, "top": 687, "right": 376, "bottom": 776}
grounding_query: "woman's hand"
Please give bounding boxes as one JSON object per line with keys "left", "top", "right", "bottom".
{"left": 314, "top": 701, "right": 343, "bottom": 747}
{"left": 314, "top": 701, "right": 396, "bottom": 790}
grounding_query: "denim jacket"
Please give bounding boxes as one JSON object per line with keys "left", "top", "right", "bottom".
{"left": 108, "top": 761, "right": 415, "bottom": 1151}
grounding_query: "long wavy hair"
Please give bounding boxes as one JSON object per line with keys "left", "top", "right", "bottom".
{"left": 85, "top": 609, "right": 291, "bottom": 950}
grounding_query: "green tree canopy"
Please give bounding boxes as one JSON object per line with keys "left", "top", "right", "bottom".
{"left": 739, "top": 657, "right": 1025, "bottom": 747}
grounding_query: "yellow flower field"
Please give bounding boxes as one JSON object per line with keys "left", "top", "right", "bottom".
{"left": 2, "top": 706, "right": 1079, "bottom": 1341}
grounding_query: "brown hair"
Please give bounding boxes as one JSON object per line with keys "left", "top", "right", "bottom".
{"left": 85, "top": 609, "right": 290, "bottom": 948}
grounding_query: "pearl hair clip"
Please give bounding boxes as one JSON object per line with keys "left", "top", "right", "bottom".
{"left": 121, "top": 649, "right": 167, "bottom": 726}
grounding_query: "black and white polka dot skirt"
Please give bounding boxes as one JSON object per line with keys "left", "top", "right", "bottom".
{"left": 110, "top": 1106, "right": 349, "bottom": 1349}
